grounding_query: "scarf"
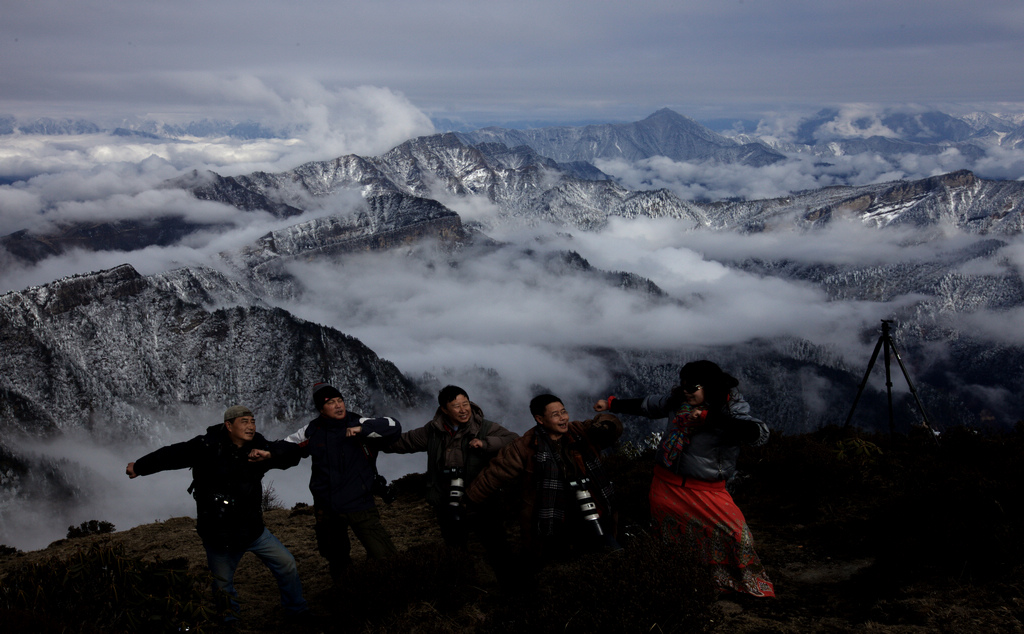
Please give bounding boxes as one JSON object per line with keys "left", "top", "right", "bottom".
{"left": 661, "top": 403, "right": 709, "bottom": 467}
{"left": 533, "top": 426, "right": 615, "bottom": 539}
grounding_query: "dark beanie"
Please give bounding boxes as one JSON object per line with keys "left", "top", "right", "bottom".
{"left": 312, "top": 383, "right": 343, "bottom": 411}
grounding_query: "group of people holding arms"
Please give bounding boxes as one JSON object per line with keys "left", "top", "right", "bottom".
{"left": 125, "top": 360, "right": 774, "bottom": 624}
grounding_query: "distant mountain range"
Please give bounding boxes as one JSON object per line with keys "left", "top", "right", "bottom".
{"left": 457, "top": 108, "right": 786, "bottom": 167}
{"left": 7, "top": 107, "right": 1024, "bottom": 160}
{"left": 5, "top": 128, "right": 1022, "bottom": 264}
{"left": 0, "top": 115, "right": 287, "bottom": 139}
{"left": 3, "top": 112, "right": 1024, "bottom": 442}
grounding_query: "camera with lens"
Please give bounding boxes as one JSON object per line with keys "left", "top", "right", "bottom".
{"left": 567, "top": 477, "right": 604, "bottom": 537}
{"left": 209, "top": 492, "right": 236, "bottom": 519}
{"left": 442, "top": 467, "right": 466, "bottom": 523}
{"left": 373, "top": 474, "right": 397, "bottom": 504}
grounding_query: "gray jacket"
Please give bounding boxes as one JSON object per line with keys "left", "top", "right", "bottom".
{"left": 618, "top": 389, "right": 769, "bottom": 482}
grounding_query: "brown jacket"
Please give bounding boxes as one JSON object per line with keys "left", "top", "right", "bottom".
{"left": 466, "top": 413, "right": 622, "bottom": 541}
{"left": 386, "top": 402, "right": 516, "bottom": 464}
{"left": 384, "top": 402, "right": 517, "bottom": 506}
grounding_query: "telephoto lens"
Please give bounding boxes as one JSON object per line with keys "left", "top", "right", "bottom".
{"left": 568, "top": 478, "right": 604, "bottom": 536}
{"left": 444, "top": 467, "right": 465, "bottom": 523}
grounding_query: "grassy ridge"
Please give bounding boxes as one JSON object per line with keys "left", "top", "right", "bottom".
{"left": 1, "top": 425, "right": 1023, "bottom": 632}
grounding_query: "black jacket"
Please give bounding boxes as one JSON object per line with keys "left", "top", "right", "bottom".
{"left": 132, "top": 424, "right": 301, "bottom": 549}
{"left": 284, "top": 411, "right": 401, "bottom": 514}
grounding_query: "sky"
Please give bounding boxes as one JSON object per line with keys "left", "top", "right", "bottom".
{"left": 2, "top": 1, "right": 1024, "bottom": 128}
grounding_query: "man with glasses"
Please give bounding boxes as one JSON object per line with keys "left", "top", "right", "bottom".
{"left": 466, "top": 393, "right": 623, "bottom": 570}
{"left": 126, "top": 405, "right": 309, "bottom": 622}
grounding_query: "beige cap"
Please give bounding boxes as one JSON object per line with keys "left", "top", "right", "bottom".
{"left": 223, "top": 405, "right": 254, "bottom": 421}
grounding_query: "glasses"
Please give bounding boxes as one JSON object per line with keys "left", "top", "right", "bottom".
{"left": 681, "top": 383, "right": 702, "bottom": 394}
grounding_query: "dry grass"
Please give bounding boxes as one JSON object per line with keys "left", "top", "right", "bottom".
{"left": 2, "top": 426, "right": 1024, "bottom": 633}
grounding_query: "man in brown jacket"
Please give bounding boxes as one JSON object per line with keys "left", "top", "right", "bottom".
{"left": 384, "top": 385, "right": 518, "bottom": 582}
{"left": 466, "top": 393, "right": 623, "bottom": 561}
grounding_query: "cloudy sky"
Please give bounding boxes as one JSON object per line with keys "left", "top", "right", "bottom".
{"left": 3, "top": 0, "right": 1023, "bottom": 127}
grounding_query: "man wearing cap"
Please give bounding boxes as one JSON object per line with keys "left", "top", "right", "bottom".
{"left": 125, "top": 405, "right": 308, "bottom": 622}
{"left": 283, "top": 384, "right": 402, "bottom": 580}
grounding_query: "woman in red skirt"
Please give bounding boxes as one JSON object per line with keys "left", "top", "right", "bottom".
{"left": 594, "top": 360, "right": 775, "bottom": 597}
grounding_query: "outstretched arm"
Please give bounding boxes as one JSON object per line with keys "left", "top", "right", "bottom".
{"left": 581, "top": 413, "right": 623, "bottom": 449}
{"left": 248, "top": 440, "right": 305, "bottom": 468}
{"left": 355, "top": 416, "right": 402, "bottom": 443}
{"left": 382, "top": 423, "right": 430, "bottom": 454}
{"left": 475, "top": 421, "right": 518, "bottom": 454}
{"left": 127, "top": 437, "right": 202, "bottom": 478}
{"left": 595, "top": 394, "right": 673, "bottom": 418}
{"left": 716, "top": 392, "right": 770, "bottom": 446}
{"left": 466, "top": 440, "right": 526, "bottom": 503}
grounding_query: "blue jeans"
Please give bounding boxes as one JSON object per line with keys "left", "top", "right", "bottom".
{"left": 205, "top": 527, "right": 307, "bottom": 619}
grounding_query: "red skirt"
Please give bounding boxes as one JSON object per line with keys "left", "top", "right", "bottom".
{"left": 649, "top": 465, "right": 775, "bottom": 597}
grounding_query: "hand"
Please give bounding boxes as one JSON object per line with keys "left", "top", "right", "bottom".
{"left": 248, "top": 449, "right": 272, "bottom": 462}
{"left": 345, "top": 426, "right": 362, "bottom": 437}
{"left": 125, "top": 462, "right": 137, "bottom": 479}
{"left": 593, "top": 399, "right": 609, "bottom": 412}
{"left": 469, "top": 438, "right": 485, "bottom": 450}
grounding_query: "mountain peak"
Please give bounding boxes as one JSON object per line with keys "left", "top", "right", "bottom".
{"left": 643, "top": 108, "right": 693, "bottom": 123}
{"left": 17, "top": 264, "right": 147, "bottom": 315}
{"left": 458, "top": 109, "right": 784, "bottom": 166}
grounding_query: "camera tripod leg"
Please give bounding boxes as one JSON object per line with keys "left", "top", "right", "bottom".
{"left": 843, "top": 332, "right": 886, "bottom": 428}
{"left": 844, "top": 320, "right": 938, "bottom": 443}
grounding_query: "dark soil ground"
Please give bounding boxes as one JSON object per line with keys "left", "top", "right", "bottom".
{"left": 2, "top": 425, "right": 1024, "bottom": 633}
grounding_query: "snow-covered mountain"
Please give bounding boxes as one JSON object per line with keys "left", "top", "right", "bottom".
{"left": 4, "top": 117, "right": 102, "bottom": 136}
{"left": 0, "top": 115, "right": 286, "bottom": 140}
{"left": 8, "top": 129, "right": 1021, "bottom": 268}
{"left": 704, "top": 170, "right": 1024, "bottom": 234}
{"left": 458, "top": 108, "right": 786, "bottom": 167}
{"left": 745, "top": 108, "right": 1024, "bottom": 162}
{"left": 0, "top": 264, "right": 420, "bottom": 440}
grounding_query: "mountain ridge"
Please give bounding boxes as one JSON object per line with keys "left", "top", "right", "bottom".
{"left": 457, "top": 108, "right": 786, "bottom": 167}
{"left": 0, "top": 264, "right": 421, "bottom": 440}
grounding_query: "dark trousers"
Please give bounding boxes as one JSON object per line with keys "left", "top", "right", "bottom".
{"left": 314, "top": 506, "right": 396, "bottom": 578}
{"left": 438, "top": 500, "right": 517, "bottom": 588}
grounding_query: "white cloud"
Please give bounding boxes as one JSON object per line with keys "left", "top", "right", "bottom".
{"left": 814, "top": 105, "right": 899, "bottom": 141}
{"left": 597, "top": 141, "right": 1024, "bottom": 206}
{"left": 275, "top": 219, "right": 919, "bottom": 426}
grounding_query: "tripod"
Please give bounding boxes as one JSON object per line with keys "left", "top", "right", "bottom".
{"left": 844, "top": 320, "right": 937, "bottom": 440}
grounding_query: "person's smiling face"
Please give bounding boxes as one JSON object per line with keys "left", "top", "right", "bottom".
{"left": 225, "top": 415, "right": 256, "bottom": 446}
{"left": 535, "top": 401, "right": 570, "bottom": 440}
{"left": 443, "top": 394, "right": 473, "bottom": 426}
